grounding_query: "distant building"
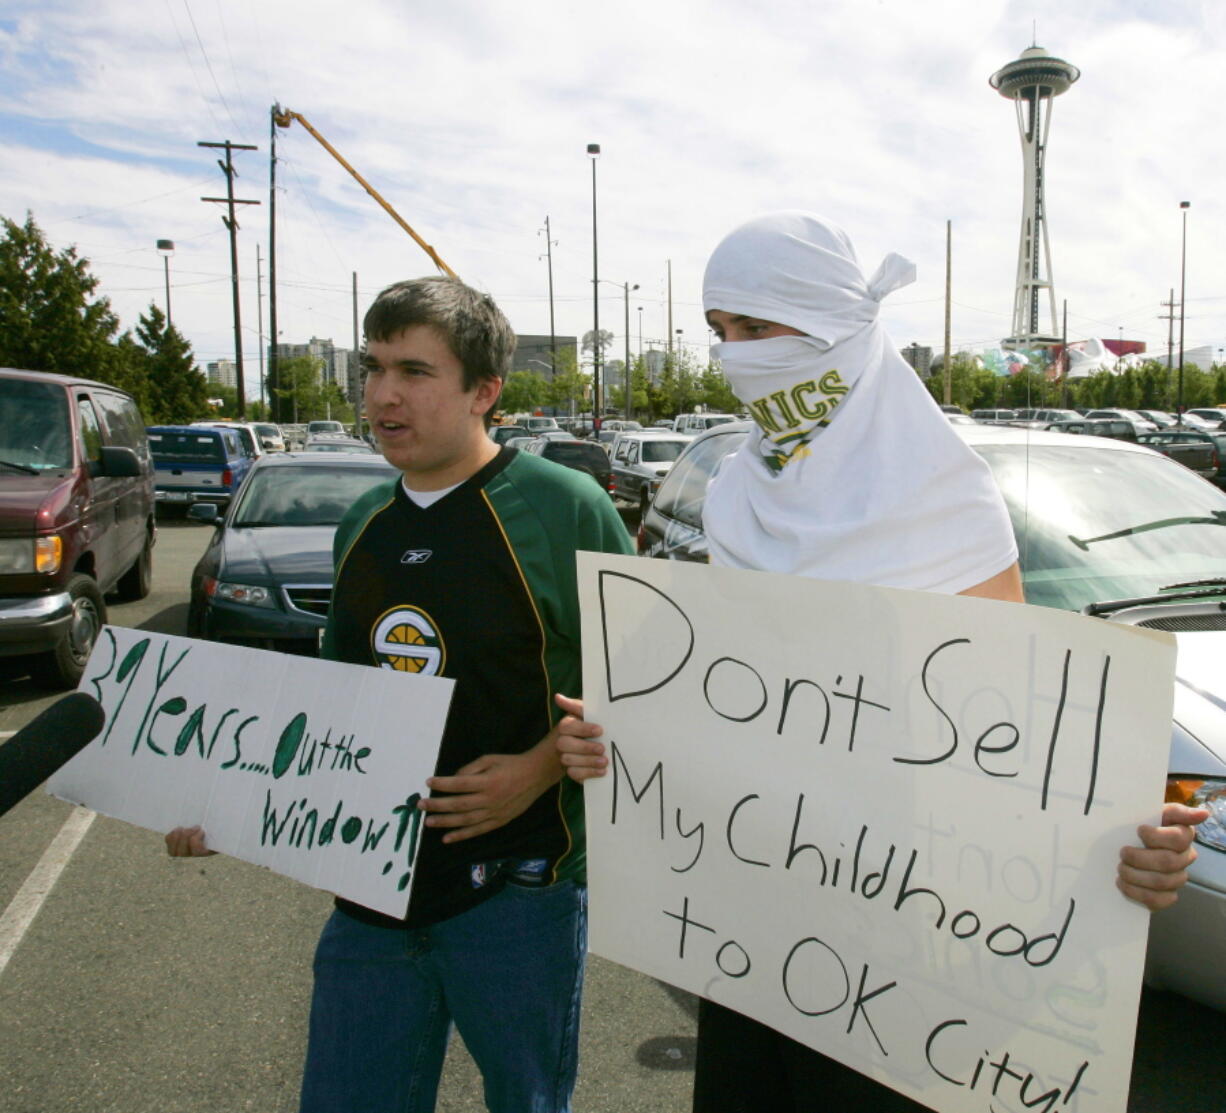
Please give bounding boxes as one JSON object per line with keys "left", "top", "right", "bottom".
{"left": 644, "top": 348, "right": 667, "bottom": 384}
{"left": 206, "top": 359, "right": 237, "bottom": 389}
{"left": 273, "top": 337, "right": 359, "bottom": 402}
{"left": 900, "top": 343, "right": 933, "bottom": 376}
{"left": 512, "top": 334, "right": 578, "bottom": 379}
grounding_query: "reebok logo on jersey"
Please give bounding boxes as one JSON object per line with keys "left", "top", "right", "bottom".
{"left": 371, "top": 605, "right": 445, "bottom": 675}
{"left": 401, "top": 550, "right": 433, "bottom": 564}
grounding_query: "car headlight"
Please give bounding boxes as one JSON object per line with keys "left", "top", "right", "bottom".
{"left": 1167, "top": 778, "right": 1226, "bottom": 853}
{"left": 203, "top": 576, "right": 276, "bottom": 609}
{"left": 0, "top": 537, "right": 61, "bottom": 575}
{"left": 0, "top": 538, "right": 34, "bottom": 574}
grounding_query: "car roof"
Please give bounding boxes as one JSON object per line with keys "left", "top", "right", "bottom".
{"left": 1, "top": 366, "right": 136, "bottom": 395}
{"left": 250, "top": 451, "right": 394, "bottom": 468}
{"left": 698, "top": 418, "right": 1157, "bottom": 458}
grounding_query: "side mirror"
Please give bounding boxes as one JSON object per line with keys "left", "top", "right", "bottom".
{"left": 187, "top": 503, "right": 221, "bottom": 525}
{"left": 98, "top": 445, "right": 142, "bottom": 477}
{"left": 261, "top": 438, "right": 275, "bottom": 449}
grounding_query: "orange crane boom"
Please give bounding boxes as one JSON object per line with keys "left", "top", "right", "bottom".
{"left": 273, "top": 106, "right": 457, "bottom": 278}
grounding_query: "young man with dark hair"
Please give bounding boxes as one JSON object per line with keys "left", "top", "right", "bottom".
{"left": 170, "top": 275, "right": 630, "bottom": 1113}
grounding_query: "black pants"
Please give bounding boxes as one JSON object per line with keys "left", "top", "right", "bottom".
{"left": 692, "top": 999, "right": 929, "bottom": 1113}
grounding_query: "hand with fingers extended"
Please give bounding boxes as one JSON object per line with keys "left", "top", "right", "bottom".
{"left": 165, "top": 825, "right": 216, "bottom": 858}
{"left": 1117, "top": 801, "right": 1210, "bottom": 911}
{"left": 419, "top": 695, "right": 595, "bottom": 844}
{"left": 553, "top": 694, "right": 609, "bottom": 783}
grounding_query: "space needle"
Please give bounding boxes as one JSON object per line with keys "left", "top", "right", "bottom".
{"left": 990, "top": 45, "right": 1080, "bottom": 349}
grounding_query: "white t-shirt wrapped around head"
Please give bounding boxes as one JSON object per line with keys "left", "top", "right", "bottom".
{"left": 701, "top": 211, "right": 1017, "bottom": 593}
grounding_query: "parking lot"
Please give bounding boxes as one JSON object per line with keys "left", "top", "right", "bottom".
{"left": 0, "top": 515, "right": 1223, "bottom": 1112}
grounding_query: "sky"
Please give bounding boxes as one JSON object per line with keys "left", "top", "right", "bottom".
{"left": 1, "top": 0, "right": 1223, "bottom": 400}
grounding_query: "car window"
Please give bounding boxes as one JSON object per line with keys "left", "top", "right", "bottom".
{"left": 543, "top": 443, "right": 604, "bottom": 466}
{"left": 656, "top": 431, "right": 746, "bottom": 527}
{"left": 149, "top": 431, "right": 226, "bottom": 463}
{"left": 232, "top": 465, "right": 395, "bottom": 526}
{"left": 641, "top": 440, "right": 686, "bottom": 464}
{"left": 76, "top": 396, "right": 103, "bottom": 465}
{"left": 0, "top": 378, "right": 72, "bottom": 470}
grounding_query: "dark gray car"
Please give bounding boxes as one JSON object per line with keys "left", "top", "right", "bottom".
{"left": 187, "top": 453, "right": 397, "bottom": 654}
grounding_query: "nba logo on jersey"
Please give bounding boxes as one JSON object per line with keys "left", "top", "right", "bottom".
{"left": 371, "top": 605, "right": 446, "bottom": 674}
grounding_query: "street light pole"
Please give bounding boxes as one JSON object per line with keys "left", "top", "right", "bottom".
{"left": 156, "top": 240, "right": 175, "bottom": 326}
{"left": 587, "top": 143, "right": 601, "bottom": 431}
{"left": 1178, "top": 201, "right": 1190, "bottom": 421}
{"left": 624, "top": 281, "right": 638, "bottom": 421}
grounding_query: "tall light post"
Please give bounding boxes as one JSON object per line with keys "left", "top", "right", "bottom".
{"left": 587, "top": 143, "right": 601, "bottom": 430}
{"left": 1178, "top": 200, "right": 1190, "bottom": 420}
{"left": 636, "top": 306, "right": 643, "bottom": 358}
{"left": 156, "top": 239, "right": 175, "bottom": 326}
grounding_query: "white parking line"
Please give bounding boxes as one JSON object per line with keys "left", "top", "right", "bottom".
{"left": 0, "top": 805, "right": 96, "bottom": 977}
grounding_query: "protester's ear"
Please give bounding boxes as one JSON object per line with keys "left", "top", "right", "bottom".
{"left": 473, "top": 375, "right": 503, "bottom": 418}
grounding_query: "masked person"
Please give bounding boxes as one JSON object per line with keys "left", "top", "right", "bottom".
{"left": 557, "top": 211, "right": 1207, "bottom": 1113}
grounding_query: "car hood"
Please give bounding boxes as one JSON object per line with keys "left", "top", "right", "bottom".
{"left": 0, "top": 471, "right": 76, "bottom": 534}
{"left": 218, "top": 525, "right": 337, "bottom": 584}
{"left": 1170, "top": 631, "right": 1226, "bottom": 774}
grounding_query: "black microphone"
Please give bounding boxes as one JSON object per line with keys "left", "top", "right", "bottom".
{"left": 0, "top": 692, "right": 106, "bottom": 820}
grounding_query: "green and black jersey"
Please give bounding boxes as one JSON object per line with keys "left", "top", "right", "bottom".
{"left": 321, "top": 446, "right": 632, "bottom": 928}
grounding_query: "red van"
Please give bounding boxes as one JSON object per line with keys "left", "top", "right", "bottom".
{"left": 0, "top": 369, "right": 155, "bottom": 688}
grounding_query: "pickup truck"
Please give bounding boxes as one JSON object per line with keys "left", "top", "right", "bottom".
{"left": 1136, "top": 430, "right": 1220, "bottom": 479}
{"left": 147, "top": 425, "right": 253, "bottom": 510}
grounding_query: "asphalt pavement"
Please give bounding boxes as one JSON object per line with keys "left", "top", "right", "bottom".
{"left": 0, "top": 512, "right": 1223, "bottom": 1112}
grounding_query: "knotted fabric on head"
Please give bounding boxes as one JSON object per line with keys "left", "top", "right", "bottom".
{"left": 700, "top": 211, "right": 1017, "bottom": 592}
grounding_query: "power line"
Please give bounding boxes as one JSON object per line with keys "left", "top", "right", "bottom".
{"left": 182, "top": 0, "right": 244, "bottom": 136}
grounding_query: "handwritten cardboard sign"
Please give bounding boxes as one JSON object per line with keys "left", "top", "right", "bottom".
{"left": 578, "top": 553, "right": 1176, "bottom": 1113}
{"left": 47, "top": 627, "right": 453, "bottom": 918}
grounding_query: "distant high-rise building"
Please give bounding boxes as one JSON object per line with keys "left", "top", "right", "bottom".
{"left": 206, "top": 359, "right": 238, "bottom": 388}
{"left": 643, "top": 349, "right": 667, "bottom": 384}
{"left": 901, "top": 343, "right": 933, "bottom": 376}
{"left": 273, "top": 337, "right": 359, "bottom": 402}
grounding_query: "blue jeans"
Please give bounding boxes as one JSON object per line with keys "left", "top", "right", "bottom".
{"left": 299, "top": 880, "right": 586, "bottom": 1113}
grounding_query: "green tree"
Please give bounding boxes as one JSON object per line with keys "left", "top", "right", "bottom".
{"left": 698, "top": 363, "right": 739, "bottom": 413}
{"left": 0, "top": 212, "right": 121, "bottom": 378}
{"left": 136, "top": 305, "right": 208, "bottom": 423}
{"left": 500, "top": 369, "right": 549, "bottom": 414}
{"left": 272, "top": 355, "right": 354, "bottom": 425}
{"left": 547, "top": 347, "right": 590, "bottom": 416}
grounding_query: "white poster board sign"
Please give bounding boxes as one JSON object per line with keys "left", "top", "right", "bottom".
{"left": 48, "top": 626, "right": 453, "bottom": 919}
{"left": 579, "top": 554, "right": 1176, "bottom": 1113}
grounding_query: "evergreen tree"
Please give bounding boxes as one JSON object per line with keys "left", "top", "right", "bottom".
{"left": 136, "top": 305, "right": 208, "bottom": 423}
{"left": 0, "top": 212, "right": 120, "bottom": 377}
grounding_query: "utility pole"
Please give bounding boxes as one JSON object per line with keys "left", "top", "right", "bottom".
{"left": 200, "top": 138, "right": 259, "bottom": 416}
{"left": 256, "top": 245, "right": 265, "bottom": 418}
{"left": 539, "top": 217, "right": 557, "bottom": 373}
{"left": 268, "top": 107, "right": 280, "bottom": 422}
{"left": 1160, "top": 288, "right": 1177, "bottom": 409}
{"left": 352, "top": 272, "right": 360, "bottom": 422}
{"left": 667, "top": 260, "right": 674, "bottom": 363}
{"left": 943, "top": 219, "right": 953, "bottom": 406}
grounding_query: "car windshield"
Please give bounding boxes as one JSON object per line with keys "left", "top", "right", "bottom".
{"left": 232, "top": 465, "right": 394, "bottom": 526}
{"left": 149, "top": 431, "right": 226, "bottom": 463}
{"left": 544, "top": 443, "right": 601, "bottom": 464}
{"left": 641, "top": 441, "right": 686, "bottom": 463}
{"left": 975, "top": 443, "right": 1226, "bottom": 611}
{"left": 0, "top": 379, "right": 72, "bottom": 470}
{"left": 255, "top": 424, "right": 280, "bottom": 439}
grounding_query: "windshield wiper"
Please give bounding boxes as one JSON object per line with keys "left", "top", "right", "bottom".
{"left": 1068, "top": 509, "right": 1226, "bottom": 550}
{"left": 0, "top": 459, "right": 39, "bottom": 475}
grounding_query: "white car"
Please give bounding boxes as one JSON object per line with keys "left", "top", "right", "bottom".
{"left": 640, "top": 421, "right": 1226, "bottom": 1011}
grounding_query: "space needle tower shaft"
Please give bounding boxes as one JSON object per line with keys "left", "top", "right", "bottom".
{"left": 990, "top": 46, "right": 1080, "bottom": 348}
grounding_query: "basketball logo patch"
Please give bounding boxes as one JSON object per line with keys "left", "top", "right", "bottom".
{"left": 371, "top": 605, "right": 445, "bottom": 675}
